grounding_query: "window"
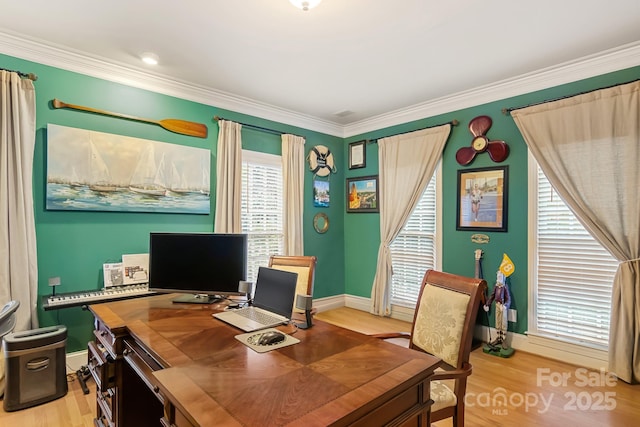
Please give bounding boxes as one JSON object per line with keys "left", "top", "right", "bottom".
{"left": 531, "top": 162, "right": 618, "bottom": 348}
{"left": 241, "top": 150, "right": 284, "bottom": 281}
{"left": 389, "top": 173, "right": 438, "bottom": 308}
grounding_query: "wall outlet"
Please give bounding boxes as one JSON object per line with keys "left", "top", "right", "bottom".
{"left": 508, "top": 309, "right": 517, "bottom": 322}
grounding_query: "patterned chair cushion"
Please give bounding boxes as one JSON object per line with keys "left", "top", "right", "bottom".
{"left": 412, "top": 283, "right": 470, "bottom": 367}
{"left": 430, "top": 379, "right": 457, "bottom": 412}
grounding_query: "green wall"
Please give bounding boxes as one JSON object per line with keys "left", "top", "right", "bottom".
{"left": 2, "top": 51, "right": 637, "bottom": 350}
{"left": 1, "top": 53, "right": 344, "bottom": 351}
{"left": 344, "top": 65, "right": 640, "bottom": 335}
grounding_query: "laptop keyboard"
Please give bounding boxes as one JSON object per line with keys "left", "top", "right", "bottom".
{"left": 236, "top": 308, "right": 284, "bottom": 325}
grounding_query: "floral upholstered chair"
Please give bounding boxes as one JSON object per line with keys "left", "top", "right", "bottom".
{"left": 374, "top": 269, "right": 486, "bottom": 427}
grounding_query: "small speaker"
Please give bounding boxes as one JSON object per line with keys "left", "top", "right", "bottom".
{"left": 295, "top": 294, "right": 313, "bottom": 329}
{"left": 238, "top": 281, "right": 254, "bottom": 301}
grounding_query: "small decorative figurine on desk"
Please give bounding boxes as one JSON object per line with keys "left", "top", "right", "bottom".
{"left": 483, "top": 253, "right": 516, "bottom": 358}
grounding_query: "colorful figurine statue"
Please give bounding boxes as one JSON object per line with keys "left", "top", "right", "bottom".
{"left": 484, "top": 270, "right": 510, "bottom": 349}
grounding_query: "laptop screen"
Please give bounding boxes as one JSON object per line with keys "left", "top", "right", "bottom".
{"left": 253, "top": 267, "right": 298, "bottom": 318}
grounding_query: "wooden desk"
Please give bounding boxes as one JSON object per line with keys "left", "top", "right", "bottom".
{"left": 88, "top": 294, "right": 440, "bottom": 427}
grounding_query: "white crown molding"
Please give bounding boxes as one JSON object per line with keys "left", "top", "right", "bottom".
{"left": 2, "top": 30, "right": 638, "bottom": 139}
{"left": 344, "top": 41, "right": 640, "bottom": 138}
{"left": 0, "top": 31, "right": 344, "bottom": 137}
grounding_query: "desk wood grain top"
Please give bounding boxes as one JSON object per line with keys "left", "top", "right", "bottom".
{"left": 90, "top": 294, "right": 440, "bottom": 427}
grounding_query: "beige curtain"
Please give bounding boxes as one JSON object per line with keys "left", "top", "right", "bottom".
{"left": 214, "top": 120, "right": 242, "bottom": 233}
{"left": 281, "top": 134, "right": 305, "bottom": 255}
{"left": 511, "top": 81, "right": 640, "bottom": 383}
{"left": 370, "top": 125, "right": 451, "bottom": 316}
{"left": 0, "top": 71, "right": 38, "bottom": 331}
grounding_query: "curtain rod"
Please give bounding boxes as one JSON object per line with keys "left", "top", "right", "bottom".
{"left": 366, "top": 119, "right": 459, "bottom": 144}
{"left": 0, "top": 67, "right": 38, "bottom": 81}
{"left": 502, "top": 78, "right": 640, "bottom": 115}
{"left": 213, "top": 116, "right": 303, "bottom": 138}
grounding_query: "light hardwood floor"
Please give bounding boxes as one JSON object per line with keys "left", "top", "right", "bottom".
{"left": 1, "top": 306, "right": 638, "bottom": 426}
{"left": 317, "top": 308, "right": 640, "bottom": 427}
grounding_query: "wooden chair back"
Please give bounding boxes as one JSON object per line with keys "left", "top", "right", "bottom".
{"left": 268, "top": 255, "right": 317, "bottom": 313}
{"left": 410, "top": 269, "right": 486, "bottom": 426}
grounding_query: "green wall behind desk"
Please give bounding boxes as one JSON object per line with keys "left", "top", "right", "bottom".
{"left": 1, "top": 53, "right": 344, "bottom": 351}
{"left": 2, "top": 51, "right": 638, "bottom": 351}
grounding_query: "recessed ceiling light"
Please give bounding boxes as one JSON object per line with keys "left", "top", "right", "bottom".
{"left": 141, "top": 52, "right": 159, "bottom": 65}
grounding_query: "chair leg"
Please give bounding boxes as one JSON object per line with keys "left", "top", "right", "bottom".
{"left": 454, "top": 403, "right": 465, "bottom": 427}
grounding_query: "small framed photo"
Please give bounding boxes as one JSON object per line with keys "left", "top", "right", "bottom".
{"left": 348, "top": 140, "right": 366, "bottom": 169}
{"left": 346, "top": 175, "right": 379, "bottom": 213}
{"left": 456, "top": 166, "right": 508, "bottom": 232}
{"left": 313, "top": 179, "right": 330, "bottom": 207}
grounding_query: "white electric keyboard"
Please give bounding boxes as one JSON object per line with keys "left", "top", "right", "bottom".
{"left": 43, "top": 283, "right": 155, "bottom": 310}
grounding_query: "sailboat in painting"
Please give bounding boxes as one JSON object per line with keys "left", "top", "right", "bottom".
{"left": 200, "top": 166, "right": 210, "bottom": 196}
{"left": 89, "top": 139, "right": 117, "bottom": 192}
{"left": 167, "top": 162, "right": 191, "bottom": 194}
{"left": 69, "top": 167, "right": 83, "bottom": 187}
{"left": 129, "top": 144, "right": 167, "bottom": 196}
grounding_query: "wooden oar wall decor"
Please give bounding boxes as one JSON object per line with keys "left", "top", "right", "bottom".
{"left": 51, "top": 99, "right": 208, "bottom": 138}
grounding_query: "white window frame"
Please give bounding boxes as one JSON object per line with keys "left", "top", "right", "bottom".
{"left": 241, "top": 149, "right": 284, "bottom": 282}
{"left": 389, "top": 165, "right": 443, "bottom": 321}
{"left": 527, "top": 150, "right": 616, "bottom": 365}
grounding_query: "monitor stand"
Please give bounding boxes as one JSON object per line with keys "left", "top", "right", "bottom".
{"left": 171, "top": 294, "right": 224, "bottom": 304}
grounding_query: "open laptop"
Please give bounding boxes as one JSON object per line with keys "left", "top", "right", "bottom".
{"left": 213, "top": 266, "right": 298, "bottom": 332}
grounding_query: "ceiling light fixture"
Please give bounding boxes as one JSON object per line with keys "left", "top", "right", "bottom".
{"left": 289, "top": 0, "right": 321, "bottom": 11}
{"left": 141, "top": 52, "right": 159, "bottom": 65}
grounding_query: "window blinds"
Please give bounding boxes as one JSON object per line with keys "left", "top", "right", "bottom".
{"left": 535, "top": 166, "right": 617, "bottom": 347}
{"left": 241, "top": 151, "right": 284, "bottom": 282}
{"left": 390, "top": 176, "right": 437, "bottom": 307}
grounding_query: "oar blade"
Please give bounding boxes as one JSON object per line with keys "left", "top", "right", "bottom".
{"left": 158, "top": 119, "right": 208, "bottom": 138}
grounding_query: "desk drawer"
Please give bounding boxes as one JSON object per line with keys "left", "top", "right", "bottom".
{"left": 94, "top": 321, "right": 117, "bottom": 357}
{"left": 123, "top": 338, "right": 165, "bottom": 404}
{"left": 350, "top": 381, "right": 425, "bottom": 427}
{"left": 87, "top": 341, "right": 116, "bottom": 392}
{"left": 93, "top": 415, "right": 111, "bottom": 427}
{"left": 96, "top": 388, "right": 115, "bottom": 424}
{"left": 162, "top": 402, "right": 196, "bottom": 427}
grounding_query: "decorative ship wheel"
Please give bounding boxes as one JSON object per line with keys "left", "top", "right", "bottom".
{"left": 456, "top": 115, "right": 509, "bottom": 166}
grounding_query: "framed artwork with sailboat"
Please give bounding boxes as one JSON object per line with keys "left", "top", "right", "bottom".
{"left": 45, "top": 124, "right": 211, "bottom": 214}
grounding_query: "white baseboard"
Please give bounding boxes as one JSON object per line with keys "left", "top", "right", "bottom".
{"left": 66, "top": 350, "right": 87, "bottom": 374}
{"left": 474, "top": 325, "right": 608, "bottom": 371}
{"left": 313, "top": 294, "right": 348, "bottom": 312}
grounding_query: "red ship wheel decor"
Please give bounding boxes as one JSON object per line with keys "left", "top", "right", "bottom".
{"left": 456, "top": 115, "right": 509, "bottom": 166}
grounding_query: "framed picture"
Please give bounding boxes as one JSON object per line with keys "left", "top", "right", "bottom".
{"left": 348, "top": 140, "right": 366, "bottom": 169}
{"left": 346, "top": 175, "right": 379, "bottom": 213}
{"left": 46, "top": 124, "right": 210, "bottom": 214}
{"left": 313, "top": 179, "right": 330, "bottom": 207}
{"left": 456, "top": 166, "right": 508, "bottom": 231}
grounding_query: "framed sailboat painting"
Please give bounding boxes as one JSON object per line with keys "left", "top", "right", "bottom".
{"left": 46, "top": 124, "right": 211, "bottom": 214}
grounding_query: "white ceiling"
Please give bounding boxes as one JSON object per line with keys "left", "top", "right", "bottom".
{"left": 0, "top": 0, "right": 639, "bottom": 137}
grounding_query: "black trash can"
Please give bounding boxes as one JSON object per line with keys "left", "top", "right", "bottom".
{"left": 2, "top": 325, "right": 68, "bottom": 411}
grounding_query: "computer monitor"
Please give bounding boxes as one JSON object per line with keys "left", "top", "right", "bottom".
{"left": 148, "top": 232, "right": 247, "bottom": 304}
